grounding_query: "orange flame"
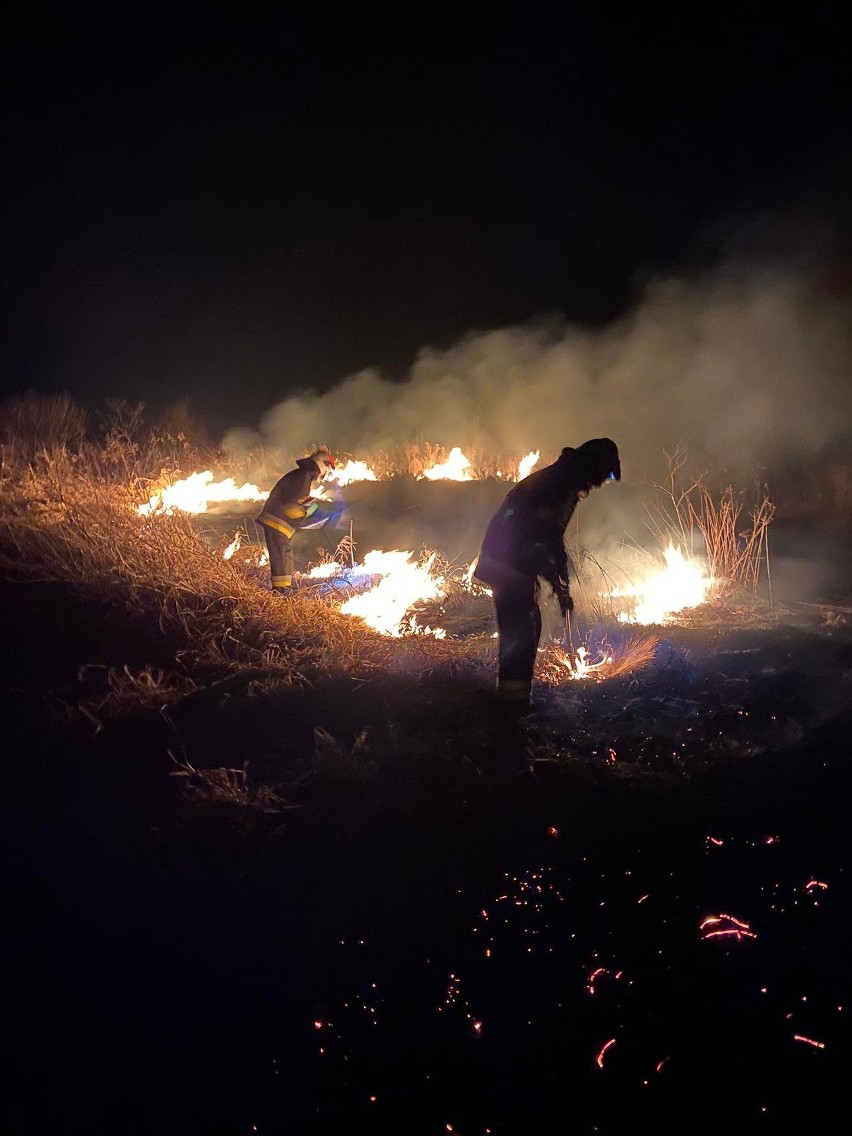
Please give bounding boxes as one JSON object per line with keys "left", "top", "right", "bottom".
{"left": 607, "top": 544, "right": 714, "bottom": 625}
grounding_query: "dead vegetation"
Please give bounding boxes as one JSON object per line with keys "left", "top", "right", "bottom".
{"left": 644, "top": 444, "right": 775, "bottom": 594}
{"left": 1, "top": 396, "right": 798, "bottom": 816}
{"left": 0, "top": 424, "right": 504, "bottom": 740}
{"left": 169, "top": 757, "right": 292, "bottom": 813}
{"left": 536, "top": 631, "right": 661, "bottom": 685}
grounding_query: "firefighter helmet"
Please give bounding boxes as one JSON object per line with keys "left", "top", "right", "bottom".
{"left": 309, "top": 446, "right": 336, "bottom": 475}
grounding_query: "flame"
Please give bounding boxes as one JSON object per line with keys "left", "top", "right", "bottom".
{"left": 340, "top": 550, "right": 445, "bottom": 636}
{"left": 419, "top": 447, "right": 474, "bottom": 481}
{"left": 517, "top": 451, "right": 540, "bottom": 480}
{"left": 222, "top": 533, "right": 241, "bottom": 561}
{"left": 138, "top": 469, "right": 333, "bottom": 516}
{"left": 306, "top": 549, "right": 446, "bottom": 636}
{"left": 608, "top": 544, "right": 714, "bottom": 625}
{"left": 557, "top": 644, "right": 614, "bottom": 680}
{"left": 220, "top": 532, "right": 269, "bottom": 566}
{"left": 138, "top": 471, "right": 266, "bottom": 515}
{"left": 138, "top": 447, "right": 543, "bottom": 511}
{"left": 306, "top": 560, "right": 344, "bottom": 578}
{"left": 330, "top": 458, "right": 378, "bottom": 487}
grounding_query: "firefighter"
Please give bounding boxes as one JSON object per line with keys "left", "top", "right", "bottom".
{"left": 473, "top": 437, "right": 621, "bottom": 714}
{"left": 256, "top": 446, "right": 341, "bottom": 593}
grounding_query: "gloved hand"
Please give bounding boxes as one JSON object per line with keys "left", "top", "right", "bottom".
{"left": 556, "top": 580, "right": 573, "bottom": 618}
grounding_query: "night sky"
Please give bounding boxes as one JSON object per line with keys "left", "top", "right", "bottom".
{"left": 2, "top": 6, "right": 850, "bottom": 436}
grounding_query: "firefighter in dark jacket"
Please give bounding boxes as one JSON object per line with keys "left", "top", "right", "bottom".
{"left": 256, "top": 446, "right": 340, "bottom": 592}
{"left": 473, "top": 438, "right": 621, "bottom": 713}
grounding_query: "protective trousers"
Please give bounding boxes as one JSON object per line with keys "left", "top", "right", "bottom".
{"left": 492, "top": 577, "right": 542, "bottom": 712}
{"left": 262, "top": 526, "right": 294, "bottom": 591}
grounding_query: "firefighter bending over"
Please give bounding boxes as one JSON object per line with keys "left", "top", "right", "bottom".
{"left": 473, "top": 438, "right": 622, "bottom": 715}
{"left": 256, "top": 446, "right": 341, "bottom": 593}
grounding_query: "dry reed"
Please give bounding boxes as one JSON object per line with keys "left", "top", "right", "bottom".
{"left": 644, "top": 445, "right": 775, "bottom": 594}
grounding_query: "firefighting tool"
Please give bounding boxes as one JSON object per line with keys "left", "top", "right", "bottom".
{"left": 563, "top": 608, "right": 581, "bottom": 671}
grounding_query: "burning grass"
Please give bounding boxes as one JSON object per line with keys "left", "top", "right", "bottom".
{"left": 0, "top": 448, "right": 503, "bottom": 714}
{"left": 4, "top": 431, "right": 851, "bottom": 869}
{"left": 645, "top": 444, "right": 775, "bottom": 595}
{"left": 537, "top": 631, "right": 661, "bottom": 684}
{"left": 0, "top": 457, "right": 336, "bottom": 683}
{"left": 0, "top": 414, "right": 798, "bottom": 798}
{"left": 0, "top": 441, "right": 665, "bottom": 767}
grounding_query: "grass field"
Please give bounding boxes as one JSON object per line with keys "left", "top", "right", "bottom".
{"left": 4, "top": 415, "right": 852, "bottom": 1134}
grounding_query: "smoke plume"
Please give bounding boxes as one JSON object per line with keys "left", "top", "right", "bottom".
{"left": 223, "top": 265, "right": 851, "bottom": 491}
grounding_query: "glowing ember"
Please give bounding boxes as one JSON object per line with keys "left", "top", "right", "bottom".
{"left": 419, "top": 447, "right": 474, "bottom": 481}
{"left": 608, "top": 543, "right": 714, "bottom": 624}
{"left": 586, "top": 967, "right": 621, "bottom": 996}
{"left": 587, "top": 967, "right": 607, "bottom": 993}
{"left": 330, "top": 458, "right": 378, "bottom": 486}
{"left": 333, "top": 550, "right": 447, "bottom": 636}
{"left": 700, "top": 913, "right": 756, "bottom": 942}
{"left": 517, "top": 450, "right": 540, "bottom": 480}
{"left": 793, "top": 1034, "right": 826, "bottom": 1049}
{"left": 138, "top": 471, "right": 266, "bottom": 516}
{"left": 596, "top": 1038, "right": 616, "bottom": 1069}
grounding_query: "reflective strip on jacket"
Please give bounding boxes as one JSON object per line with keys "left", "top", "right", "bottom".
{"left": 255, "top": 457, "right": 325, "bottom": 539}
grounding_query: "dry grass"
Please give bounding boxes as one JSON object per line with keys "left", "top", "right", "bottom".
{"left": 0, "top": 390, "right": 86, "bottom": 453}
{"left": 0, "top": 428, "right": 661, "bottom": 729}
{"left": 537, "top": 632, "right": 660, "bottom": 685}
{"left": 0, "top": 411, "right": 712, "bottom": 732}
{"left": 169, "top": 757, "right": 292, "bottom": 813}
{"left": 235, "top": 440, "right": 549, "bottom": 485}
{"left": 0, "top": 442, "right": 501, "bottom": 709}
{"left": 644, "top": 445, "right": 775, "bottom": 595}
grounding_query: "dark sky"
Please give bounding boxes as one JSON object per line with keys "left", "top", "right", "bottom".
{"left": 2, "top": 6, "right": 850, "bottom": 434}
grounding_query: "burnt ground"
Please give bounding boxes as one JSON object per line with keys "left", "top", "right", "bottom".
{"left": 4, "top": 495, "right": 852, "bottom": 1135}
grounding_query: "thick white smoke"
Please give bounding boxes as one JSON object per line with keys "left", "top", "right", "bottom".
{"left": 222, "top": 268, "right": 851, "bottom": 488}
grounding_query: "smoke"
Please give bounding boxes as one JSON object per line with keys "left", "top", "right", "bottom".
{"left": 222, "top": 265, "right": 851, "bottom": 492}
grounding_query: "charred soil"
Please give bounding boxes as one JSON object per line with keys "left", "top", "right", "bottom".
{"left": 4, "top": 567, "right": 852, "bottom": 1135}
{"left": 3, "top": 456, "right": 852, "bottom": 1134}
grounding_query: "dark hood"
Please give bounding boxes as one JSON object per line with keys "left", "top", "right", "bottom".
{"left": 562, "top": 438, "right": 621, "bottom": 488}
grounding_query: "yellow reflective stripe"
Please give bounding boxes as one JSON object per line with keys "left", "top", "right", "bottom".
{"left": 282, "top": 503, "right": 308, "bottom": 520}
{"left": 259, "top": 513, "right": 296, "bottom": 538}
{"left": 271, "top": 575, "right": 292, "bottom": 587}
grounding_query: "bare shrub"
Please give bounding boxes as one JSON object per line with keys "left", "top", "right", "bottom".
{"left": 644, "top": 445, "right": 775, "bottom": 594}
{"left": 0, "top": 391, "right": 86, "bottom": 455}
